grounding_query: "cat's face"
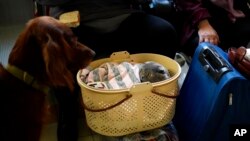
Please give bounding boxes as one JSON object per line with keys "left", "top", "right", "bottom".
{"left": 139, "top": 61, "right": 170, "bottom": 83}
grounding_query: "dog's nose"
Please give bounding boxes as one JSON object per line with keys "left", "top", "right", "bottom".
{"left": 90, "top": 49, "right": 96, "bottom": 57}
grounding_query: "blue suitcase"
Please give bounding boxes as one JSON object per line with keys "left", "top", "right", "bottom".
{"left": 173, "top": 43, "right": 250, "bottom": 141}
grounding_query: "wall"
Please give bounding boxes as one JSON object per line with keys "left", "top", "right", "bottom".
{"left": 0, "top": 0, "right": 34, "bottom": 25}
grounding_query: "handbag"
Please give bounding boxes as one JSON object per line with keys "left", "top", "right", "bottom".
{"left": 228, "top": 46, "right": 250, "bottom": 78}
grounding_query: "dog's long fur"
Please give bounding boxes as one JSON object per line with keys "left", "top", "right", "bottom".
{"left": 0, "top": 16, "right": 95, "bottom": 141}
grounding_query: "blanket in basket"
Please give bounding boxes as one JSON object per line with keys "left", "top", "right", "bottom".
{"left": 80, "top": 61, "right": 142, "bottom": 90}
{"left": 80, "top": 61, "right": 171, "bottom": 90}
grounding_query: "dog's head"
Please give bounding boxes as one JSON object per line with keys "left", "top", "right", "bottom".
{"left": 8, "top": 16, "right": 95, "bottom": 91}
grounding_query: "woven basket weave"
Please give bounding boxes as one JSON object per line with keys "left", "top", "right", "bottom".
{"left": 77, "top": 51, "right": 181, "bottom": 136}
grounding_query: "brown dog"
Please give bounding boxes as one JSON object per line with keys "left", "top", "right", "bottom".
{"left": 0, "top": 16, "right": 95, "bottom": 141}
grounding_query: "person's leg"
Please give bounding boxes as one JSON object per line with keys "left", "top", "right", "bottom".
{"left": 115, "top": 12, "right": 178, "bottom": 59}
{"left": 73, "top": 13, "right": 178, "bottom": 59}
{"left": 180, "top": 34, "right": 199, "bottom": 57}
{"left": 55, "top": 87, "right": 79, "bottom": 141}
{"left": 72, "top": 25, "right": 116, "bottom": 59}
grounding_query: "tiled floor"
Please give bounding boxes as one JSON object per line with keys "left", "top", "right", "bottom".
{"left": 0, "top": 24, "right": 189, "bottom": 141}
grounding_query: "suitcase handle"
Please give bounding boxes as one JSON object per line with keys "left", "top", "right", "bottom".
{"left": 199, "top": 46, "right": 232, "bottom": 82}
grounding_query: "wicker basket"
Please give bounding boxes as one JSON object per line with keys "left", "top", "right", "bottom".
{"left": 76, "top": 51, "right": 181, "bottom": 136}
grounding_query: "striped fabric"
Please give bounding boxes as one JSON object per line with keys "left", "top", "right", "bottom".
{"left": 80, "top": 62, "right": 142, "bottom": 90}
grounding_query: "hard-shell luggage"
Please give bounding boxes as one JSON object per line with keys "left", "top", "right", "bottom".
{"left": 173, "top": 43, "right": 250, "bottom": 141}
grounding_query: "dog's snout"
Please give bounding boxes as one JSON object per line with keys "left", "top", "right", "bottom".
{"left": 89, "top": 49, "right": 96, "bottom": 57}
{"left": 80, "top": 43, "right": 95, "bottom": 57}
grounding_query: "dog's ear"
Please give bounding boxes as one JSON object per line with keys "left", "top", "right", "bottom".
{"left": 42, "top": 34, "right": 74, "bottom": 91}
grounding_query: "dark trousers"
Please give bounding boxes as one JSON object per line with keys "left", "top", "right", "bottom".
{"left": 55, "top": 87, "right": 79, "bottom": 141}
{"left": 73, "top": 12, "right": 178, "bottom": 59}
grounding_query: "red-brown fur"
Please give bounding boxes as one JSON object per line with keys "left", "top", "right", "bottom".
{"left": 0, "top": 16, "right": 95, "bottom": 141}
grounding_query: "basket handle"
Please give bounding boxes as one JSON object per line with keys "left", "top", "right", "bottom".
{"left": 110, "top": 51, "right": 132, "bottom": 62}
{"left": 81, "top": 94, "right": 132, "bottom": 112}
{"left": 82, "top": 84, "right": 178, "bottom": 112}
{"left": 151, "top": 88, "right": 179, "bottom": 98}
